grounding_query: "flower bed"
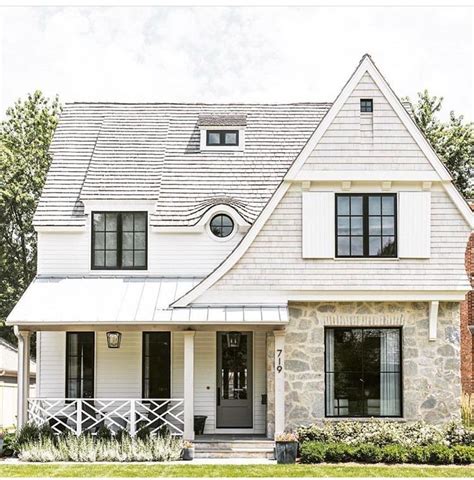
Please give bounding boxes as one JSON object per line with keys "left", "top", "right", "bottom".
{"left": 297, "top": 421, "right": 474, "bottom": 465}
{"left": 14, "top": 423, "right": 184, "bottom": 462}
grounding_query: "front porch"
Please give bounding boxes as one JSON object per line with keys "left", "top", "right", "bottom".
{"left": 16, "top": 326, "right": 286, "bottom": 440}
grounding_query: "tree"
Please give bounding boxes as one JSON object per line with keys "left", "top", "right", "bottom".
{"left": 406, "top": 90, "right": 474, "bottom": 198}
{"left": 0, "top": 91, "right": 61, "bottom": 350}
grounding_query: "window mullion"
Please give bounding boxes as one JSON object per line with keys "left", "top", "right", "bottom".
{"left": 363, "top": 195, "right": 369, "bottom": 257}
{"left": 118, "top": 213, "right": 122, "bottom": 268}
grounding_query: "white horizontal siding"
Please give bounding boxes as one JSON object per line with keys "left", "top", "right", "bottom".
{"left": 37, "top": 224, "right": 243, "bottom": 276}
{"left": 303, "top": 72, "right": 434, "bottom": 172}
{"left": 95, "top": 331, "right": 141, "bottom": 398}
{"left": 37, "top": 332, "right": 65, "bottom": 398}
{"left": 207, "top": 184, "right": 470, "bottom": 293}
{"left": 38, "top": 330, "right": 266, "bottom": 434}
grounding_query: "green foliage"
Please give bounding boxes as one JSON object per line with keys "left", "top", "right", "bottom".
{"left": 0, "top": 91, "right": 61, "bottom": 349}
{"left": 299, "top": 441, "right": 326, "bottom": 463}
{"left": 96, "top": 425, "right": 113, "bottom": 441}
{"left": 13, "top": 422, "right": 54, "bottom": 454}
{"left": 405, "top": 90, "right": 473, "bottom": 198}
{"left": 452, "top": 445, "right": 474, "bottom": 464}
{"left": 297, "top": 420, "right": 472, "bottom": 447}
{"left": 299, "top": 440, "right": 474, "bottom": 465}
{"left": 18, "top": 433, "right": 183, "bottom": 462}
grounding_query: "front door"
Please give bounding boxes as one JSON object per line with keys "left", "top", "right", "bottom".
{"left": 216, "top": 332, "right": 253, "bottom": 428}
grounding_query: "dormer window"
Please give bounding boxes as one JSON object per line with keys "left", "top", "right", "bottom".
{"left": 198, "top": 114, "right": 246, "bottom": 151}
{"left": 206, "top": 130, "right": 239, "bottom": 147}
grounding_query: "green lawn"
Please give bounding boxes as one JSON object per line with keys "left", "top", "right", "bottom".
{"left": 0, "top": 463, "right": 472, "bottom": 478}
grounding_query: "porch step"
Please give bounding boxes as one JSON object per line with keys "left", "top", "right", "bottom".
{"left": 194, "top": 439, "right": 275, "bottom": 459}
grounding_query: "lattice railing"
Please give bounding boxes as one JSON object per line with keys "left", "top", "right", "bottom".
{"left": 28, "top": 398, "right": 185, "bottom": 436}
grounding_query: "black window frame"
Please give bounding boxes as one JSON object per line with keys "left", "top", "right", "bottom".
{"left": 142, "top": 332, "right": 171, "bottom": 399}
{"left": 206, "top": 130, "right": 239, "bottom": 146}
{"left": 335, "top": 193, "right": 397, "bottom": 258}
{"left": 210, "top": 213, "right": 235, "bottom": 238}
{"left": 324, "top": 327, "right": 403, "bottom": 418}
{"left": 91, "top": 211, "right": 148, "bottom": 270}
{"left": 65, "top": 332, "right": 95, "bottom": 399}
{"left": 360, "top": 99, "right": 373, "bottom": 113}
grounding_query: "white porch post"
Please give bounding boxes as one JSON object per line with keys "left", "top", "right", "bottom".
{"left": 15, "top": 328, "right": 31, "bottom": 430}
{"left": 274, "top": 329, "right": 285, "bottom": 438}
{"left": 183, "top": 331, "right": 195, "bottom": 440}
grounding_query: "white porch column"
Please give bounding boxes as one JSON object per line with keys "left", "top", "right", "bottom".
{"left": 183, "top": 331, "right": 195, "bottom": 440}
{"left": 274, "top": 329, "right": 285, "bottom": 438}
{"left": 15, "top": 328, "right": 31, "bottom": 430}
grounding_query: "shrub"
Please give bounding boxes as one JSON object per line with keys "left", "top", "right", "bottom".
{"left": 18, "top": 433, "right": 183, "bottom": 462}
{"left": 324, "top": 442, "right": 355, "bottom": 463}
{"left": 425, "top": 444, "right": 454, "bottom": 465}
{"left": 299, "top": 442, "right": 326, "bottom": 464}
{"left": 452, "top": 445, "right": 474, "bottom": 464}
{"left": 96, "top": 425, "right": 113, "bottom": 441}
{"left": 299, "top": 440, "right": 474, "bottom": 465}
{"left": 380, "top": 444, "right": 409, "bottom": 464}
{"left": 297, "top": 420, "right": 471, "bottom": 447}
{"left": 354, "top": 443, "right": 383, "bottom": 464}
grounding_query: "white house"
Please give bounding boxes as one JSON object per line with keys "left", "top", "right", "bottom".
{"left": 7, "top": 55, "right": 473, "bottom": 447}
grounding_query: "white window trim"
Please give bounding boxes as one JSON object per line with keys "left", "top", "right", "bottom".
{"left": 199, "top": 126, "right": 246, "bottom": 152}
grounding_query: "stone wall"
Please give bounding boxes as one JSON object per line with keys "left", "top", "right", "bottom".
{"left": 267, "top": 302, "right": 462, "bottom": 433}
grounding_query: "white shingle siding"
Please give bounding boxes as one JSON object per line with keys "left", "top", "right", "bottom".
{"left": 203, "top": 184, "right": 470, "bottom": 295}
{"left": 302, "top": 73, "right": 434, "bottom": 172}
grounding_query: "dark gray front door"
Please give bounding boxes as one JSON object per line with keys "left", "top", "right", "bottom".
{"left": 216, "top": 332, "right": 253, "bottom": 428}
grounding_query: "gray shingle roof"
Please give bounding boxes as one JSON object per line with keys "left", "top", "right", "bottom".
{"left": 34, "top": 102, "right": 331, "bottom": 227}
{"left": 198, "top": 114, "right": 247, "bottom": 127}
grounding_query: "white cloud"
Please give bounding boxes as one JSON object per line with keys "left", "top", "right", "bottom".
{"left": 0, "top": 6, "right": 472, "bottom": 120}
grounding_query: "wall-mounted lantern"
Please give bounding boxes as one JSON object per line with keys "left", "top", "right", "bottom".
{"left": 106, "top": 331, "right": 122, "bottom": 349}
{"left": 226, "top": 332, "right": 241, "bottom": 348}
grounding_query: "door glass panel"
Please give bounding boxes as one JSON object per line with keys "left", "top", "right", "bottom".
{"left": 220, "top": 334, "right": 248, "bottom": 400}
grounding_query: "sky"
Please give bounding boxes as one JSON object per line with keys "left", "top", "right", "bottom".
{"left": 0, "top": 6, "right": 472, "bottom": 120}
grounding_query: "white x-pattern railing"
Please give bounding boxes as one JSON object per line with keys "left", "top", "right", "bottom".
{"left": 28, "top": 398, "right": 185, "bottom": 436}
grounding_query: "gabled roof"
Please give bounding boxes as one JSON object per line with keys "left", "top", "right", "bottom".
{"left": 173, "top": 54, "right": 474, "bottom": 307}
{"left": 34, "top": 103, "right": 331, "bottom": 228}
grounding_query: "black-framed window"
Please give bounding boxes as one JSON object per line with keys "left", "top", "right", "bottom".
{"left": 360, "top": 99, "right": 373, "bottom": 112}
{"left": 325, "top": 327, "right": 402, "bottom": 418}
{"left": 210, "top": 214, "right": 234, "bottom": 238}
{"left": 206, "top": 130, "right": 239, "bottom": 146}
{"left": 336, "top": 194, "right": 397, "bottom": 258}
{"left": 92, "top": 212, "right": 147, "bottom": 270}
{"left": 66, "top": 332, "right": 95, "bottom": 399}
{"left": 142, "top": 332, "right": 171, "bottom": 398}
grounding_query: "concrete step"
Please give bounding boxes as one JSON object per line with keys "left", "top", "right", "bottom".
{"left": 194, "top": 440, "right": 275, "bottom": 459}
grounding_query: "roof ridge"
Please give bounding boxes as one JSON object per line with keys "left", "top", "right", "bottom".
{"left": 64, "top": 101, "right": 333, "bottom": 106}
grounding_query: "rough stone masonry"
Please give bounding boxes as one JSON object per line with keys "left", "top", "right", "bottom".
{"left": 266, "top": 302, "right": 461, "bottom": 435}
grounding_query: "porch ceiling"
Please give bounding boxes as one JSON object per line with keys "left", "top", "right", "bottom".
{"left": 7, "top": 276, "right": 288, "bottom": 327}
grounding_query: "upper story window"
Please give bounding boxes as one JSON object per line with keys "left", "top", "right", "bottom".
{"left": 92, "top": 212, "right": 147, "bottom": 270}
{"left": 206, "top": 130, "right": 239, "bottom": 147}
{"left": 336, "top": 194, "right": 397, "bottom": 258}
{"left": 210, "top": 213, "right": 234, "bottom": 238}
{"left": 360, "top": 99, "right": 373, "bottom": 112}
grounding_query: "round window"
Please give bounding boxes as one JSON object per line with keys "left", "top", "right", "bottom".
{"left": 210, "top": 214, "right": 234, "bottom": 238}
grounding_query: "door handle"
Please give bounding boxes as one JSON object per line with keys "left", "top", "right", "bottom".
{"left": 217, "top": 387, "right": 221, "bottom": 406}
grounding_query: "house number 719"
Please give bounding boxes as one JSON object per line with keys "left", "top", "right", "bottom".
{"left": 276, "top": 349, "right": 283, "bottom": 373}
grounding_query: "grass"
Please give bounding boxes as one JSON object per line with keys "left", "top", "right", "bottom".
{"left": 0, "top": 463, "right": 473, "bottom": 478}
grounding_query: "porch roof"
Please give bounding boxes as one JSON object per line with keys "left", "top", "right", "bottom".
{"left": 7, "top": 276, "right": 288, "bottom": 326}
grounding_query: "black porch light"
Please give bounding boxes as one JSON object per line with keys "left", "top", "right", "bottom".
{"left": 226, "top": 332, "right": 241, "bottom": 348}
{"left": 106, "top": 331, "right": 122, "bottom": 349}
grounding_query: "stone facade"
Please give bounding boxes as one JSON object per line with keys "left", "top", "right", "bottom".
{"left": 267, "top": 302, "right": 462, "bottom": 433}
